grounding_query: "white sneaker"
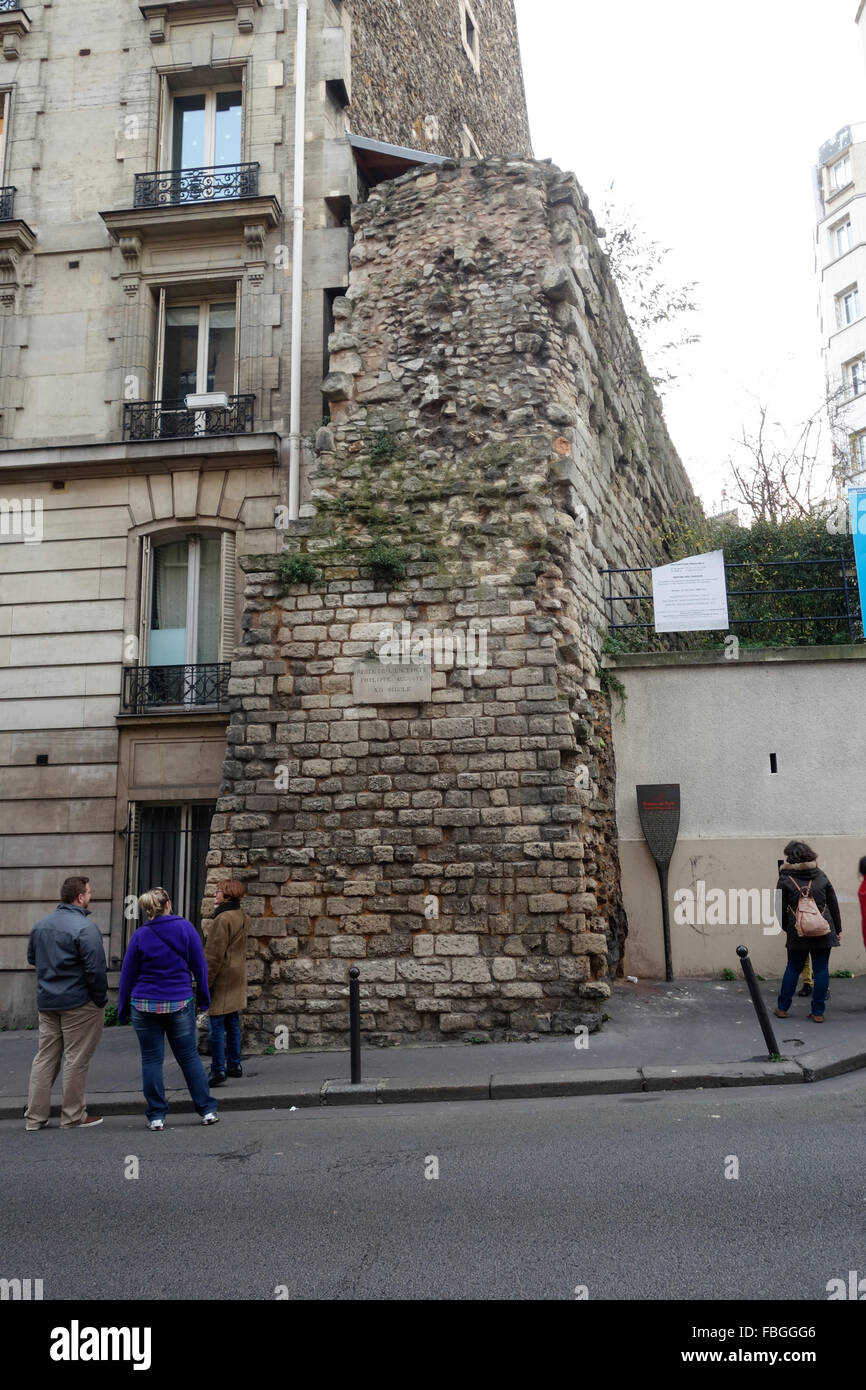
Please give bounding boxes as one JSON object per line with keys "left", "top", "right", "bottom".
{"left": 201, "top": 1112, "right": 219, "bottom": 1125}
{"left": 147, "top": 1118, "right": 164, "bottom": 1131}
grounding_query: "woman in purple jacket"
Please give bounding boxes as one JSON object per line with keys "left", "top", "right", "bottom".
{"left": 118, "top": 887, "right": 218, "bottom": 1130}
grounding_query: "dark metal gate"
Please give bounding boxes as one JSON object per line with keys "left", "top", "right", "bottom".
{"left": 123, "top": 803, "right": 215, "bottom": 951}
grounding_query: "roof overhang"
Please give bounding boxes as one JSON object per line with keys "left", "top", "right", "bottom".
{"left": 347, "top": 134, "right": 447, "bottom": 188}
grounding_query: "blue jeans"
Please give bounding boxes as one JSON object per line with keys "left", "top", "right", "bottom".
{"left": 131, "top": 1000, "right": 216, "bottom": 1122}
{"left": 208, "top": 1012, "right": 242, "bottom": 1074}
{"left": 778, "top": 948, "right": 831, "bottom": 1016}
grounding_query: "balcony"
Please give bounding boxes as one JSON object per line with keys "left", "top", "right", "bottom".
{"left": 0, "top": 1, "right": 21, "bottom": 11}
{"left": 122, "top": 394, "right": 255, "bottom": 442}
{"left": 122, "top": 663, "right": 230, "bottom": 714}
{"left": 133, "top": 162, "right": 259, "bottom": 209}
{"left": 0, "top": 186, "right": 14, "bottom": 220}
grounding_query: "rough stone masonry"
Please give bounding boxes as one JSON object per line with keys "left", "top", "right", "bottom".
{"left": 206, "top": 157, "right": 699, "bottom": 1051}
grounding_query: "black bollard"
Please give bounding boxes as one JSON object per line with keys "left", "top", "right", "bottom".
{"left": 349, "top": 966, "right": 361, "bottom": 1084}
{"left": 736, "top": 945, "right": 780, "bottom": 1058}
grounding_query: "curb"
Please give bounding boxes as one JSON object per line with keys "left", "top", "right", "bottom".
{"left": 2, "top": 1046, "right": 865, "bottom": 1120}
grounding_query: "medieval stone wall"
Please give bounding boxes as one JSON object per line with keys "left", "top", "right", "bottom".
{"left": 347, "top": 0, "right": 532, "bottom": 159}
{"left": 206, "top": 158, "right": 699, "bottom": 1050}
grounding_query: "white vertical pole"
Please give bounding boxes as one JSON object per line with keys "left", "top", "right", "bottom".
{"left": 288, "top": 0, "right": 309, "bottom": 521}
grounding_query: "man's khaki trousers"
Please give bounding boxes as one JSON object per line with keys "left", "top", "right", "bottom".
{"left": 25, "top": 1001, "right": 104, "bottom": 1127}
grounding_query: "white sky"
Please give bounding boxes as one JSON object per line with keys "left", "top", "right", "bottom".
{"left": 514, "top": 0, "right": 866, "bottom": 512}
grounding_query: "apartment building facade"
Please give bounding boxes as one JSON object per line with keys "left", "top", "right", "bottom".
{"left": 0, "top": 0, "right": 531, "bottom": 1025}
{"left": 815, "top": 122, "right": 866, "bottom": 485}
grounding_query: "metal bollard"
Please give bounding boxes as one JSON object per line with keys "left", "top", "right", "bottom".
{"left": 349, "top": 965, "right": 361, "bottom": 1084}
{"left": 736, "top": 945, "right": 780, "bottom": 1058}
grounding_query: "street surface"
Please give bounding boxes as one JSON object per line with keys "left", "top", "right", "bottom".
{"left": 2, "top": 1073, "right": 865, "bottom": 1300}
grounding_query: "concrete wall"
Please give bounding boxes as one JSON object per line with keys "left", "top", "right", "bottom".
{"left": 609, "top": 648, "right": 866, "bottom": 978}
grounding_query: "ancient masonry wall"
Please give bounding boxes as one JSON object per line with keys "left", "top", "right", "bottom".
{"left": 206, "top": 158, "right": 699, "bottom": 1050}
{"left": 347, "top": 0, "right": 532, "bottom": 159}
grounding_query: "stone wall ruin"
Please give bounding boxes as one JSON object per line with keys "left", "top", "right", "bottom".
{"left": 205, "top": 157, "right": 699, "bottom": 1050}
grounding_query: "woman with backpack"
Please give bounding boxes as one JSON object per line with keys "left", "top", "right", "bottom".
{"left": 117, "top": 887, "right": 218, "bottom": 1129}
{"left": 773, "top": 841, "right": 842, "bottom": 1023}
{"left": 203, "top": 880, "right": 251, "bottom": 1086}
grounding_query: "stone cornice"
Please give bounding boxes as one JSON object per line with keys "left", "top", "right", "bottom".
{"left": 100, "top": 195, "right": 281, "bottom": 246}
{"left": 0, "top": 430, "right": 281, "bottom": 482}
{"left": 0, "top": 218, "right": 36, "bottom": 257}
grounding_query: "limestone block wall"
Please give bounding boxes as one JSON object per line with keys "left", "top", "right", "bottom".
{"left": 207, "top": 158, "right": 699, "bottom": 1049}
{"left": 347, "top": 0, "right": 531, "bottom": 159}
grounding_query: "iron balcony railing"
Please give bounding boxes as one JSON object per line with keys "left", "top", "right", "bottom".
{"left": 122, "top": 394, "right": 255, "bottom": 442}
{"left": 122, "top": 663, "right": 230, "bottom": 714}
{"left": 0, "top": 186, "right": 15, "bottom": 221}
{"left": 133, "top": 162, "right": 259, "bottom": 208}
{"left": 0, "top": 1, "right": 21, "bottom": 11}
{"left": 602, "top": 555, "right": 863, "bottom": 646}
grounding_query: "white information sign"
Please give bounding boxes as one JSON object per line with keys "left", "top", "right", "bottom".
{"left": 651, "top": 549, "right": 729, "bottom": 633}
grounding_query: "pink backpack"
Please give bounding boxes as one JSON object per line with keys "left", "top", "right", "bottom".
{"left": 787, "top": 877, "right": 831, "bottom": 938}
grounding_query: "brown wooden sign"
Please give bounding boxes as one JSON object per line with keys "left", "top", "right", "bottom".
{"left": 636, "top": 784, "right": 681, "bottom": 981}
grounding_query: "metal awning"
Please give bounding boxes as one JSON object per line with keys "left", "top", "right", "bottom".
{"left": 348, "top": 134, "right": 447, "bottom": 188}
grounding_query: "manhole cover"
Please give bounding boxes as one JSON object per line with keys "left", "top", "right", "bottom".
{"left": 782, "top": 1038, "right": 804, "bottom": 1047}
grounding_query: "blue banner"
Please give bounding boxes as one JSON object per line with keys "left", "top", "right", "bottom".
{"left": 849, "top": 488, "right": 866, "bottom": 638}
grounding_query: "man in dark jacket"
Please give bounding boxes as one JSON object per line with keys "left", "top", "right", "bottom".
{"left": 24, "top": 875, "right": 108, "bottom": 1129}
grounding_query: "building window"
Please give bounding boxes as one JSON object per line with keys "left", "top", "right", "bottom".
{"left": 171, "top": 87, "right": 242, "bottom": 173}
{"left": 122, "top": 531, "right": 237, "bottom": 712}
{"left": 461, "top": 124, "right": 482, "bottom": 158}
{"left": 147, "top": 535, "right": 222, "bottom": 669}
{"left": 0, "top": 91, "right": 8, "bottom": 182}
{"left": 852, "top": 431, "right": 866, "bottom": 472}
{"left": 830, "top": 154, "right": 851, "bottom": 192}
{"left": 845, "top": 356, "right": 866, "bottom": 398}
{"left": 460, "top": 0, "right": 481, "bottom": 75}
{"left": 836, "top": 284, "right": 861, "bottom": 328}
{"left": 160, "top": 299, "right": 237, "bottom": 401}
{"left": 832, "top": 218, "right": 853, "bottom": 257}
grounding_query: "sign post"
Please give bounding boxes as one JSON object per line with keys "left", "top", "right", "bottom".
{"left": 849, "top": 489, "right": 866, "bottom": 637}
{"left": 636, "top": 784, "right": 681, "bottom": 982}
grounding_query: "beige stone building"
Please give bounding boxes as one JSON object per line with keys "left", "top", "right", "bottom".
{"left": 0, "top": 0, "right": 532, "bottom": 1024}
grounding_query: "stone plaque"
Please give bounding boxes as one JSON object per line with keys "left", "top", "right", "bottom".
{"left": 352, "top": 661, "right": 432, "bottom": 704}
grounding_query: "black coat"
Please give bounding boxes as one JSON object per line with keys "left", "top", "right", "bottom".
{"left": 775, "top": 863, "right": 842, "bottom": 951}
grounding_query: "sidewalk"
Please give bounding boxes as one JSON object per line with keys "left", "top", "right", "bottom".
{"left": 2, "top": 976, "right": 865, "bottom": 1119}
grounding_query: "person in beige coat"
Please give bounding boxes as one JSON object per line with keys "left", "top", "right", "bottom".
{"left": 204, "top": 880, "right": 250, "bottom": 1085}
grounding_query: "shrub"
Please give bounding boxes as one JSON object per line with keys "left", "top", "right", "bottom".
{"left": 276, "top": 552, "right": 320, "bottom": 592}
{"left": 366, "top": 540, "right": 407, "bottom": 585}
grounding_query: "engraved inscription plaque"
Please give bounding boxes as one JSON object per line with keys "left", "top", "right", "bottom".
{"left": 352, "top": 662, "right": 432, "bottom": 704}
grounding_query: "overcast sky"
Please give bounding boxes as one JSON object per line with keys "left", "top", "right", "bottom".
{"left": 514, "top": 0, "right": 866, "bottom": 512}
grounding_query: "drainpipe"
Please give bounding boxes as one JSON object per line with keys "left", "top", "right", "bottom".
{"left": 288, "top": 0, "right": 309, "bottom": 521}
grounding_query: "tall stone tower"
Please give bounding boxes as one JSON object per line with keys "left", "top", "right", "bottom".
{"left": 208, "top": 154, "right": 699, "bottom": 1049}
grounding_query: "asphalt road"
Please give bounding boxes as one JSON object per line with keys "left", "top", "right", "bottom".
{"left": 2, "top": 1074, "right": 865, "bottom": 1301}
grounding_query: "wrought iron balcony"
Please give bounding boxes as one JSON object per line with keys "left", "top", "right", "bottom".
{"left": 133, "top": 162, "right": 259, "bottom": 209}
{"left": 0, "top": 186, "right": 15, "bottom": 221}
{"left": 0, "top": 1, "right": 21, "bottom": 10}
{"left": 122, "top": 663, "right": 230, "bottom": 714}
{"left": 122, "top": 394, "right": 255, "bottom": 442}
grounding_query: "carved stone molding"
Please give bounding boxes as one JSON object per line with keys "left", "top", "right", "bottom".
{"left": 118, "top": 234, "right": 143, "bottom": 269}
{"left": 0, "top": 8, "right": 32, "bottom": 63}
{"left": 139, "top": 0, "right": 263, "bottom": 41}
